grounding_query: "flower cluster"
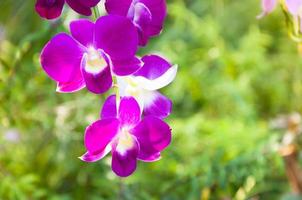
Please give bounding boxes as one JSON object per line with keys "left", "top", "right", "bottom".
{"left": 258, "top": 0, "right": 302, "bottom": 41}
{"left": 36, "top": 0, "right": 177, "bottom": 177}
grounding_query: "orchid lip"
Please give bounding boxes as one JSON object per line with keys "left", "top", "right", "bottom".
{"left": 84, "top": 47, "right": 108, "bottom": 74}
{"left": 114, "top": 126, "right": 136, "bottom": 155}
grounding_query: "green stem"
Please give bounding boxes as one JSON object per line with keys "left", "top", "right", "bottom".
{"left": 113, "top": 76, "right": 121, "bottom": 112}
{"left": 92, "top": 7, "right": 100, "bottom": 20}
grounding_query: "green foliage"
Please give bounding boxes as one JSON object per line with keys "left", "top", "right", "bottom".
{"left": 0, "top": 0, "right": 301, "bottom": 199}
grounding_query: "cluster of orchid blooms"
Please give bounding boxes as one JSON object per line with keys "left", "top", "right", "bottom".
{"left": 35, "top": 0, "right": 177, "bottom": 177}
{"left": 259, "top": 0, "right": 302, "bottom": 42}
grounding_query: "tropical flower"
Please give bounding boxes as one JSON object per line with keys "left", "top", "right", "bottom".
{"left": 80, "top": 96, "right": 172, "bottom": 177}
{"left": 105, "top": 0, "right": 167, "bottom": 46}
{"left": 35, "top": 0, "right": 101, "bottom": 19}
{"left": 257, "top": 0, "right": 277, "bottom": 19}
{"left": 40, "top": 16, "right": 141, "bottom": 94}
{"left": 117, "top": 55, "right": 177, "bottom": 119}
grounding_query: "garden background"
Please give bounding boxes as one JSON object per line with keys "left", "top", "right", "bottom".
{"left": 1, "top": 0, "right": 302, "bottom": 199}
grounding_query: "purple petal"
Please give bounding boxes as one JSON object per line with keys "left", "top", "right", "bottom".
{"left": 101, "top": 95, "right": 117, "bottom": 119}
{"left": 105, "top": 0, "right": 132, "bottom": 15}
{"left": 134, "top": 55, "right": 172, "bottom": 80}
{"left": 118, "top": 97, "right": 141, "bottom": 126}
{"left": 35, "top": 0, "right": 65, "bottom": 20}
{"left": 139, "top": 0, "right": 167, "bottom": 36}
{"left": 84, "top": 118, "right": 120, "bottom": 154}
{"left": 112, "top": 56, "right": 142, "bottom": 76}
{"left": 66, "top": 0, "right": 92, "bottom": 16}
{"left": 81, "top": 50, "right": 113, "bottom": 94}
{"left": 70, "top": 19, "right": 95, "bottom": 47}
{"left": 138, "top": 152, "right": 161, "bottom": 162}
{"left": 144, "top": 91, "right": 172, "bottom": 119}
{"left": 257, "top": 0, "right": 277, "bottom": 18}
{"left": 132, "top": 3, "right": 152, "bottom": 46}
{"left": 132, "top": 116, "right": 171, "bottom": 161}
{"left": 40, "top": 33, "right": 84, "bottom": 83}
{"left": 111, "top": 136, "right": 139, "bottom": 177}
{"left": 286, "top": 0, "right": 302, "bottom": 16}
{"left": 133, "top": 64, "right": 178, "bottom": 91}
{"left": 56, "top": 72, "right": 85, "bottom": 93}
{"left": 95, "top": 15, "right": 138, "bottom": 60}
{"left": 80, "top": 144, "right": 111, "bottom": 162}
{"left": 78, "top": 0, "right": 100, "bottom": 7}
{"left": 82, "top": 66, "right": 113, "bottom": 94}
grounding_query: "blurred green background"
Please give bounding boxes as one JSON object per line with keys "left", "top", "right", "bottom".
{"left": 1, "top": 0, "right": 302, "bottom": 199}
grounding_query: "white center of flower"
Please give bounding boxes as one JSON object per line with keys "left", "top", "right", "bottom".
{"left": 115, "top": 127, "right": 135, "bottom": 155}
{"left": 124, "top": 77, "right": 141, "bottom": 98}
{"left": 85, "top": 47, "right": 107, "bottom": 74}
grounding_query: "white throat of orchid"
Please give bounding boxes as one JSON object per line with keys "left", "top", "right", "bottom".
{"left": 124, "top": 77, "right": 141, "bottom": 97}
{"left": 84, "top": 47, "right": 107, "bottom": 74}
{"left": 115, "top": 127, "right": 135, "bottom": 155}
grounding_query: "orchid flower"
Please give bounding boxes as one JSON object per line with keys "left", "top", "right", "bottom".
{"left": 105, "top": 0, "right": 167, "bottom": 46}
{"left": 40, "top": 16, "right": 141, "bottom": 94}
{"left": 117, "top": 55, "right": 177, "bottom": 119}
{"left": 35, "top": 0, "right": 101, "bottom": 20}
{"left": 80, "top": 96, "right": 171, "bottom": 177}
{"left": 257, "top": 0, "right": 278, "bottom": 19}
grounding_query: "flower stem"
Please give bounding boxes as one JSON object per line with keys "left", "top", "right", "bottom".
{"left": 92, "top": 7, "right": 101, "bottom": 20}
{"left": 113, "top": 76, "right": 121, "bottom": 112}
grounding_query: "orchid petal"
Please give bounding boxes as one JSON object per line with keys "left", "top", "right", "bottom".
{"left": 133, "top": 3, "right": 152, "bottom": 46}
{"left": 35, "top": 0, "right": 65, "bottom": 20}
{"left": 118, "top": 97, "right": 141, "bottom": 126}
{"left": 139, "top": 0, "right": 167, "bottom": 36}
{"left": 66, "top": 0, "right": 92, "bottom": 16}
{"left": 78, "top": 0, "right": 101, "bottom": 7}
{"left": 101, "top": 95, "right": 117, "bottom": 119}
{"left": 80, "top": 144, "right": 111, "bottom": 162}
{"left": 134, "top": 64, "right": 178, "bottom": 91}
{"left": 95, "top": 15, "right": 138, "bottom": 60}
{"left": 104, "top": 0, "right": 132, "bottom": 15}
{"left": 40, "top": 33, "right": 84, "bottom": 83}
{"left": 257, "top": 0, "right": 277, "bottom": 19}
{"left": 132, "top": 116, "right": 171, "bottom": 161}
{"left": 84, "top": 118, "right": 119, "bottom": 155}
{"left": 70, "top": 19, "right": 95, "bottom": 47}
{"left": 81, "top": 52, "right": 113, "bottom": 94}
{"left": 111, "top": 136, "right": 139, "bottom": 177}
{"left": 143, "top": 91, "right": 172, "bottom": 119}
{"left": 112, "top": 56, "right": 142, "bottom": 76}
{"left": 56, "top": 75, "right": 85, "bottom": 93}
{"left": 138, "top": 152, "right": 161, "bottom": 162}
{"left": 286, "top": 0, "right": 302, "bottom": 16}
{"left": 134, "top": 55, "right": 172, "bottom": 80}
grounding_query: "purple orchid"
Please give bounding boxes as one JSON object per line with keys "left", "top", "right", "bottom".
{"left": 35, "top": 0, "right": 101, "bottom": 20}
{"left": 257, "top": 0, "right": 277, "bottom": 19}
{"left": 105, "top": 0, "right": 167, "bottom": 46}
{"left": 117, "top": 55, "right": 177, "bottom": 119}
{"left": 80, "top": 96, "right": 172, "bottom": 177}
{"left": 40, "top": 16, "right": 141, "bottom": 94}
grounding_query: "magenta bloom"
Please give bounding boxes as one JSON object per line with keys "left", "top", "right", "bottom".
{"left": 117, "top": 55, "right": 178, "bottom": 119}
{"left": 257, "top": 0, "right": 277, "bottom": 19}
{"left": 35, "top": 0, "right": 101, "bottom": 19}
{"left": 80, "top": 96, "right": 171, "bottom": 177}
{"left": 40, "top": 16, "right": 141, "bottom": 94}
{"left": 105, "top": 0, "right": 167, "bottom": 46}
